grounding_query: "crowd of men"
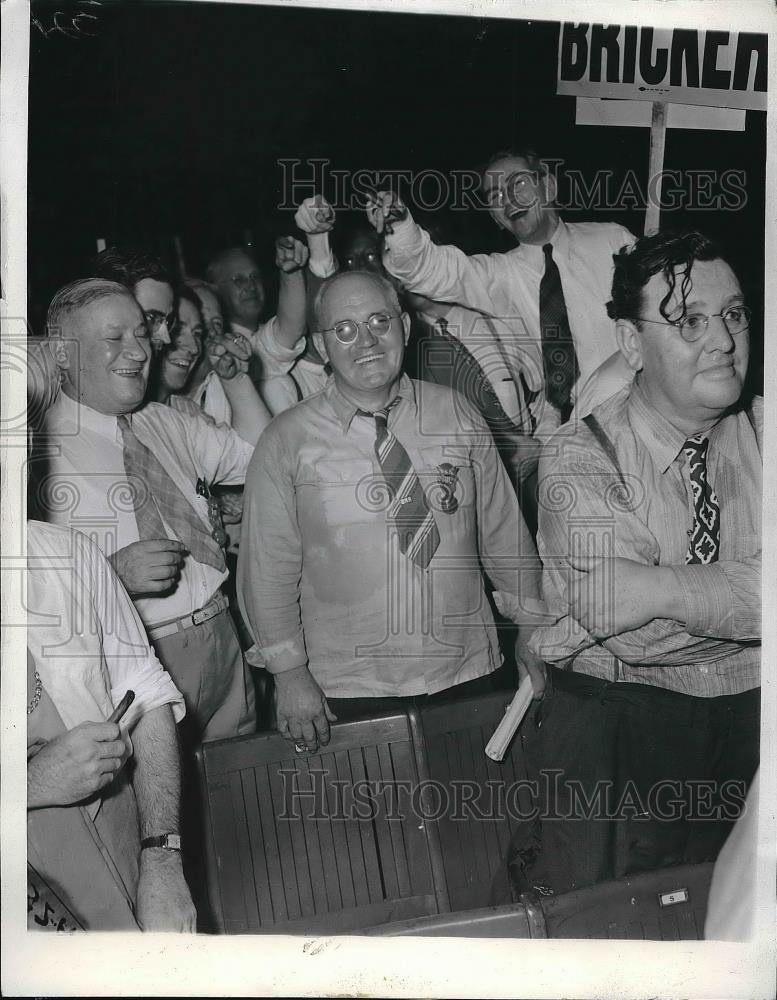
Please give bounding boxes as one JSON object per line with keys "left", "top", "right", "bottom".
{"left": 25, "top": 147, "right": 762, "bottom": 935}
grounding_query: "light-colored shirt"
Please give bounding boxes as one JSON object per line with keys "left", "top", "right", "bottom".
{"left": 26, "top": 521, "right": 185, "bottom": 734}
{"left": 182, "top": 370, "right": 233, "bottom": 426}
{"left": 384, "top": 216, "right": 635, "bottom": 436}
{"left": 237, "top": 375, "right": 544, "bottom": 698}
{"left": 36, "top": 392, "right": 253, "bottom": 627}
{"left": 530, "top": 382, "right": 762, "bottom": 697}
{"left": 236, "top": 314, "right": 328, "bottom": 416}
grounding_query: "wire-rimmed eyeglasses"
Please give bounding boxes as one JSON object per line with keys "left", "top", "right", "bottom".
{"left": 319, "top": 311, "right": 399, "bottom": 346}
{"left": 635, "top": 305, "right": 751, "bottom": 344}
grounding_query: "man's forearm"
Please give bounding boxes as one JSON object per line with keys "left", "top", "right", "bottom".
{"left": 130, "top": 704, "right": 181, "bottom": 838}
{"left": 275, "top": 270, "right": 307, "bottom": 349}
{"left": 219, "top": 372, "right": 271, "bottom": 445}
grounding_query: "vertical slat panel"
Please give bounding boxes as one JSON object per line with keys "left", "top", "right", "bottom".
{"left": 255, "top": 762, "right": 287, "bottom": 924}
{"left": 333, "top": 749, "right": 370, "bottom": 907}
{"left": 348, "top": 746, "right": 385, "bottom": 902}
{"left": 363, "top": 744, "right": 399, "bottom": 899}
{"left": 268, "top": 760, "right": 303, "bottom": 920}
{"left": 237, "top": 769, "right": 266, "bottom": 931}
{"left": 295, "top": 755, "right": 328, "bottom": 915}
{"left": 387, "top": 739, "right": 432, "bottom": 895}
{"left": 313, "top": 749, "right": 347, "bottom": 913}
{"left": 207, "top": 779, "right": 247, "bottom": 931}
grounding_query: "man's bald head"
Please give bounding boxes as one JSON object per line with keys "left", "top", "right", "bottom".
{"left": 313, "top": 269, "right": 401, "bottom": 332}
{"left": 206, "top": 247, "right": 265, "bottom": 329}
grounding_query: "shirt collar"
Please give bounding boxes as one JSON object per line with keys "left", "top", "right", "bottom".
{"left": 626, "top": 378, "right": 739, "bottom": 474}
{"left": 53, "top": 389, "right": 125, "bottom": 438}
{"left": 327, "top": 372, "right": 417, "bottom": 433}
{"left": 514, "top": 217, "right": 567, "bottom": 264}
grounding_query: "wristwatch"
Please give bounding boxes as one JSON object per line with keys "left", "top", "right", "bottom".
{"left": 140, "top": 833, "right": 182, "bottom": 852}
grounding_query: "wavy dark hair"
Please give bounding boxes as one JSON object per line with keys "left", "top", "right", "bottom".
{"left": 607, "top": 231, "right": 729, "bottom": 326}
{"left": 92, "top": 246, "right": 172, "bottom": 290}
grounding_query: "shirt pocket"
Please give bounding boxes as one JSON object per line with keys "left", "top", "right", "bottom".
{"left": 296, "top": 457, "right": 381, "bottom": 532}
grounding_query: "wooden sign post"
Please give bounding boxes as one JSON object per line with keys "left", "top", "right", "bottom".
{"left": 557, "top": 24, "right": 766, "bottom": 235}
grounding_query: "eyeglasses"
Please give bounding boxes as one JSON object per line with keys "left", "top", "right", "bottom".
{"left": 229, "top": 271, "right": 262, "bottom": 290}
{"left": 319, "top": 311, "right": 398, "bottom": 346}
{"left": 144, "top": 309, "right": 177, "bottom": 335}
{"left": 635, "top": 306, "right": 751, "bottom": 344}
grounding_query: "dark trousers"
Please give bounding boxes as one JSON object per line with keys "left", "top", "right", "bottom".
{"left": 504, "top": 667, "right": 760, "bottom": 897}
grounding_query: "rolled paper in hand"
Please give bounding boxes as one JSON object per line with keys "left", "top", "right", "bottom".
{"left": 485, "top": 673, "right": 534, "bottom": 761}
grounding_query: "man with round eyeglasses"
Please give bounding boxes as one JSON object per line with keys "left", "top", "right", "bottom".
{"left": 93, "top": 246, "right": 177, "bottom": 351}
{"left": 499, "top": 231, "right": 762, "bottom": 899}
{"left": 237, "top": 269, "right": 550, "bottom": 752}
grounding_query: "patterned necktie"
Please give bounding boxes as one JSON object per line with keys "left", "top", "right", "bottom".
{"left": 360, "top": 400, "right": 440, "bottom": 569}
{"left": 117, "top": 415, "right": 226, "bottom": 572}
{"left": 683, "top": 435, "right": 720, "bottom": 564}
{"left": 539, "top": 242, "right": 579, "bottom": 421}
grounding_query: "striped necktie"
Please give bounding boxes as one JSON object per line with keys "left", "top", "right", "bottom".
{"left": 683, "top": 435, "right": 720, "bottom": 564}
{"left": 360, "top": 400, "right": 440, "bottom": 569}
{"left": 117, "top": 414, "right": 226, "bottom": 572}
{"left": 539, "top": 242, "right": 579, "bottom": 421}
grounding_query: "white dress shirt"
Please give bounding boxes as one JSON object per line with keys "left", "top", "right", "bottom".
{"left": 232, "top": 315, "right": 328, "bottom": 416}
{"left": 384, "top": 215, "right": 635, "bottom": 436}
{"left": 26, "top": 521, "right": 185, "bottom": 733}
{"left": 37, "top": 392, "right": 253, "bottom": 627}
{"left": 183, "top": 370, "right": 233, "bottom": 426}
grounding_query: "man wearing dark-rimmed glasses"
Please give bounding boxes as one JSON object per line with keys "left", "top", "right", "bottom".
{"left": 501, "top": 231, "right": 762, "bottom": 900}
{"left": 237, "top": 269, "right": 550, "bottom": 753}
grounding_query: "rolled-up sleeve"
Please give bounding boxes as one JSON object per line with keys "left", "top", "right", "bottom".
{"left": 237, "top": 422, "right": 308, "bottom": 673}
{"left": 670, "top": 554, "right": 761, "bottom": 642}
{"left": 461, "top": 402, "right": 546, "bottom": 625}
{"left": 248, "top": 315, "right": 306, "bottom": 378}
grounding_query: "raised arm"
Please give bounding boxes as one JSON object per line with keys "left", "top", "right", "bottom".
{"left": 367, "top": 190, "right": 510, "bottom": 315}
{"left": 274, "top": 235, "right": 309, "bottom": 350}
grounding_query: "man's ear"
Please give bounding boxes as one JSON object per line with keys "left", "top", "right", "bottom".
{"left": 616, "top": 319, "right": 643, "bottom": 372}
{"left": 541, "top": 167, "right": 558, "bottom": 207}
{"left": 47, "top": 335, "right": 71, "bottom": 372}
{"left": 312, "top": 331, "right": 329, "bottom": 365}
{"left": 400, "top": 311, "right": 411, "bottom": 345}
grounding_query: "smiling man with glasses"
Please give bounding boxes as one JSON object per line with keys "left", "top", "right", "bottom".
{"left": 237, "top": 269, "right": 550, "bottom": 753}
{"left": 93, "top": 246, "right": 177, "bottom": 351}
{"left": 499, "top": 231, "right": 762, "bottom": 901}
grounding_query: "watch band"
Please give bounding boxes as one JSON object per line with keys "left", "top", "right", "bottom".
{"left": 140, "top": 833, "right": 182, "bottom": 852}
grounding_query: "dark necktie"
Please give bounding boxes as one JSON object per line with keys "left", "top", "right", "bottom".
{"left": 539, "top": 242, "right": 579, "bottom": 421}
{"left": 683, "top": 435, "right": 720, "bottom": 564}
{"left": 360, "top": 400, "right": 440, "bottom": 569}
{"left": 117, "top": 415, "right": 226, "bottom": 571}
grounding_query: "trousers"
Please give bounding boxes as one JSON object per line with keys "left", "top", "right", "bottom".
{"left": 503, "top": 666, "right": 760, "bottom": 897}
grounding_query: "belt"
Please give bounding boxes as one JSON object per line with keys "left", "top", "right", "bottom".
{"left": 147, "top": 590, "right": 229, "bottom": 642}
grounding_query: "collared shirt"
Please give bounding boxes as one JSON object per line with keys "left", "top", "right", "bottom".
{"left": 530, "top": 381, "right": 762, "bottom": 697}
{"left": 235, "top": 315, "right": 329, "bottom": 416}
{"left": 237, "top": 375, "right": 544, "bottom": 698}
{"left": 177, "top": 370, "right": 233, "bottom": 426}
{"left": 26, "top": 521, "right": 185, "bottom": 734}
{"left": 35, "top": 392, "right": 253, "bottom": 627}
{"left": 384, "top": 216, "right": 635, "bottom": 437}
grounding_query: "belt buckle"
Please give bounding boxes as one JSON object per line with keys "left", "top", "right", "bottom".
{"left": 191, "top": 594, "right": 222, "bottom": 627}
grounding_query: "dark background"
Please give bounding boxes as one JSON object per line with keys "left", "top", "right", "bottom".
{"left": 28, "top": 0, "right": 766, "bottom": 355}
